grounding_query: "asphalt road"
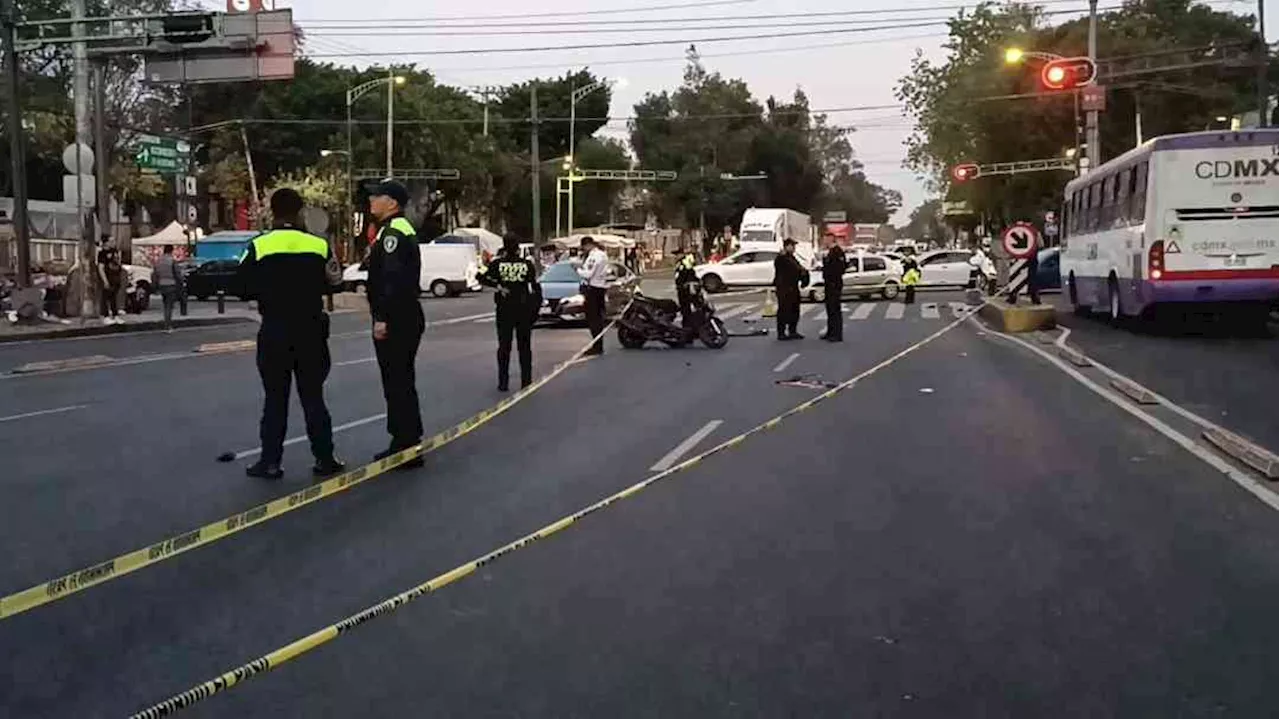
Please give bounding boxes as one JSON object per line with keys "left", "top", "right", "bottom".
{"left": 0, "top": 288, "right": 1274, "bottom": 718}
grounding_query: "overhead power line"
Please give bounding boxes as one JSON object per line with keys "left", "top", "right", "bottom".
{"left": 307, "top": 16, "right": 1001, "bottom": 37}
{"left": 299, "top": 0, "right": 1095, "bottom": 25}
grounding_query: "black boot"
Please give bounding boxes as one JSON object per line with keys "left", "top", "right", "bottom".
{"left": 245, "top": 460, "right": 283, "bottom": 480}
{"left": 312, "top": 456, "right": 346, "bottom": 478}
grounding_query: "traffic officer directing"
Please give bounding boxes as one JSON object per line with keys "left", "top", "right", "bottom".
{"left": 821, "top": 238, "right": 847, "bottom": 342}
{"left": 367, "top": 180, "right": 425, "bottom": 469}
{"left": 480, "top": 233, "right": 543, "bottom": 392}
{"left": 238, "top": 187, "right": 344, "bottom": 480}
{"left": 673, "top": 246, "right": 698, "bottom": 330}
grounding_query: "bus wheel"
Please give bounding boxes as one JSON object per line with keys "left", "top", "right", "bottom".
{"left": 1107, "top": 277, "right": 1123, "bottom": 322}
{"left": 1068, "top": 275, "right": 1089, "bottom": 316}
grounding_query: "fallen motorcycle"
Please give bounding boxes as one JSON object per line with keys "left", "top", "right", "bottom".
{"left": 616, "top": 284, "right": 728, "bottom": 350}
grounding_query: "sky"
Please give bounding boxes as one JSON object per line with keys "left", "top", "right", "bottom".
{"left": 202, "top": 0, "right": 1274, "bottom": 225}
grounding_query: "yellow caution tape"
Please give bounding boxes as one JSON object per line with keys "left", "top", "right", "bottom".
{"left": 0, "top": 303, "right": 632, "bottom": 622}
{"left": 129, "top": 305, "right": 977, "bottom": 718}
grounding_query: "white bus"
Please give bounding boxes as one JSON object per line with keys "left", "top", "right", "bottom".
{"left": 1060, "top": 129, "right": 1278, "bottom": 320}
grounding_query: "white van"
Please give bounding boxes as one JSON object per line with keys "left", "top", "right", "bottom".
{"left": 341, "top": 243, "right": 482, "bottom": 298}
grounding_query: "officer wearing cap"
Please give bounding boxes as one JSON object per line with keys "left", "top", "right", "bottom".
{"left": 238, "top": 187, "right": 345, "bottom": 480}
{"left": 673, "top": 246, "right": 698, "bottom": 330}
{"left": 366, "top": 180, "right": 425, "bottom": 468}
{"left": 480, "top": 233, "right": 543, "bottom": 391}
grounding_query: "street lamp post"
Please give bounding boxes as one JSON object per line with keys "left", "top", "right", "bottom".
{"left": 345, "top": 71, "right": 405, "bottom": 253}
{"left": 567, "top": 78, "right": 622, "bottom": 235}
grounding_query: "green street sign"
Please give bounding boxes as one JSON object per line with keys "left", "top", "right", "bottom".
{"left": 134, "top": 134, "right": 191, "bottom": 173}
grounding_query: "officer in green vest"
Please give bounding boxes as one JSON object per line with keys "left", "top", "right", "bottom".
{"left": 238, "top": 188, "right": 344, "bottom": 480}
{"left": 366, "top": 180, "right": 425, "bottom": 468}
{"left": 673, "top": 246, "right": 698, "bottom": 329}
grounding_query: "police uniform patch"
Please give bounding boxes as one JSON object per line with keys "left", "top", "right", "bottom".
{"left": 383, "top": 234, "right": 399, "bottom": 253}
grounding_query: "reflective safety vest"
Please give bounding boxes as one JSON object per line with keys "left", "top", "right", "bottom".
{"left": 675, "top": 254, "right": 696, "bottom": 274}
{"left": 903, "top": 267, "right": 921, "bottom": 286}
{"left": 376, "top": 216, "right": 416, "bottom": 243}
{"left": 248, "top": 228, "right": 329, "bottom": 260}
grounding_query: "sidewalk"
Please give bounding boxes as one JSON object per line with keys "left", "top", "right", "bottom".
{"left": 0, "top": 303, "right": 258, "bottom": 343}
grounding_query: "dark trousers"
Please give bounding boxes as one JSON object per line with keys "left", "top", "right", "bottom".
{"left": 375, "top": 308, "right": 425, "bottom": 447}
{"left": 676, "top": 284, "right": 694, "bottom": 329}
{"left": 904, "top": 284, "right": 916, "bottom": 304}
{"left": 100, "top": 285, "right": 120, "bottom": 317}
{"left": 1008, "top": 278, "right": 1041, "bottom": 305}
{"left": 824, "top": 283, "right": 843, "bottom": 340}
{"left": 583, "top": 285, "right": 607, "bottom": 355}
{"left": 776, "top": 287, "right": 800, "bottom": 338}
{"left": 159, "top": 286, "right": 179, "bottom": 327}
{"left": 496, "top": 305, "right": 533, "bottom": 387}
{"left": 256, "top": 316, "right": 334, "bottom": 465}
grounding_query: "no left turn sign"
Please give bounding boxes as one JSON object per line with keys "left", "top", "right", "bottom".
{"left": 1001, "top": 222, "right": 1040, "bottom": 260}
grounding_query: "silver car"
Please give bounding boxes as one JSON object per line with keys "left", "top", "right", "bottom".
{"left": 805, "top": 253, "right": 904, "bottom": 302}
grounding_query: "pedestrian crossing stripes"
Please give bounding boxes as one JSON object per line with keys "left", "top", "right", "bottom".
{"left": 711, "top": 300, "right": 976, "bottom": 323}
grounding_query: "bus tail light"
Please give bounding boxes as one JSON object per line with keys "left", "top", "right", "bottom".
{"left": 1148, "top": 240, "right": 1164, "bottom": 280}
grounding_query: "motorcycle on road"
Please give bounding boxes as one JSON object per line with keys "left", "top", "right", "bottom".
{"left": 617, "top": 282, "right": 729, "bottom": 350}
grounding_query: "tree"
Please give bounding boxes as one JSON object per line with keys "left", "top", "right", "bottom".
{"left": 896, "top": 0, "right": 1269, "bottom": 224}
{"left": 902, "top": 199, "right": 947, "bottom": 243}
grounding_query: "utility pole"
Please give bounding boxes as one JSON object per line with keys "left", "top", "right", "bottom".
{"left": 1, "top": 0, "right": 29, "bottom": 288}
{"left": 72, "top": 0, "right": 94, "bottom": 320}
{"left": 529, "top": 83, "right": 541, "bottom": 244}
{"left": 1086, "top": 0, "right": 1100, "bottom": 169}
{"left": 240, "top": 122, "right": 260, "bottom": 228}
{"left": 93, "top": 61, "right": 109, "bottom": 251}
{"left": 1258, "top": 0, "right": 1269, "bottom": 127}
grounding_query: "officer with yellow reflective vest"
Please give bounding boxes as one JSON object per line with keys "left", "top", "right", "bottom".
{"left": 366, "top": 180, "right": 425, "bottom": 468}
{"left": 237, "top": 188, "right": 344, "bottom": 480}
{"left": 479, "top": 233, "right": 543, "bottom": 392}
{"left": 901, "top": 251, "right": 921, "bottom": 305}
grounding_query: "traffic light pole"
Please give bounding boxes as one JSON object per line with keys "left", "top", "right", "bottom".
{"left": 1, "top": 0, "right": 30, "bottom": 288}
{"left": 1085, "top": 0, "right": 1100, "bottom": 170}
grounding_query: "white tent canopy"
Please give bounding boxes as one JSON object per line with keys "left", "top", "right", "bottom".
{"left": 549, "top": 233, "right": 636, "bottom": 250}
{"left": 132, "top": 220, "right": 198, "bottom": 246}
{"left": 448, "top": 227, "right": 503, "bottom": 255}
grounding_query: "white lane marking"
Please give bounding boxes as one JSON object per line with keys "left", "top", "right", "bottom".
{"left": 921, "top": 303, "right": 941, "bottom": 319}
{"left": 232, "top": 413, "right": 387, "bottom": 460}
{"left": 649, "top": 420, "right": 723, "bottom": 472}
{"left": 473, "top": 317, "right": 492, "bottom": 324}
{"left": 330, "top": 311, "right": 496, "bottom": 339}
{"left": 334, "top": 357, "right": 376, "bottom": 367}
{"left": 716, "top": 303, "right": 752, "bottom": 320}
{"left": 0, "top": 404, "right": 89, "bottom": 423}
{"left": 885, "top": 303, "right": 905, "bottom": 320}
{"left": 772, "top": 352, "right": 800, "bottom": 373}
{"left": 799, "top": 304, "right": 821, "bottom": 318}
{"left": 850, "top": 303, "right": 876, "bottom": 320}
{"left": 985, "top": 322, "right": 1277, "bottom": 510}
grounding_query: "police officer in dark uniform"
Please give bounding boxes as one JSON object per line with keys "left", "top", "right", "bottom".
{"left": 238, "top": 188, "right": 344, "bottom": 480}
{"left": 480, "top": 234, "right": 543, "bottom": 392}
{"left": 366, "top": 180, "right": 425, "bottom": 468}
{"left": 673, "top": 246, "right": 699, "bottom": 331}
{"left": 772, "top": 238, "right": 809, "bottom": 341}
{"left": 821, "top": 239, "right": 847, "bottom": 342}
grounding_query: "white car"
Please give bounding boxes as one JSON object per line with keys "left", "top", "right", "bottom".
{"left": 804, "top": 253, "right": 904, "bottom": 302}
{"left": 695, "top": 249, "right": 781, "bottom": 292}
{"left": 341, "top": 244, "right": 482, "bottom": 297}
{"left": 915, "top": 249, "right": 978, "bottom": 288}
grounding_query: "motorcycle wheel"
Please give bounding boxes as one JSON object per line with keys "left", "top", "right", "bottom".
{"left": 698, "top": 317, "right": 729, "bottom": 349}
{"left": 617, "top": 326, "right": 646, "bottom": 349}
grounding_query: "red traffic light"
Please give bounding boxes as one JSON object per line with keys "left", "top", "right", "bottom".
{"left": 952, "top": 163, "right": 979, "bottom": 182}
{"left": 1041, "top": 56, "right": 1097, "bottom": 91}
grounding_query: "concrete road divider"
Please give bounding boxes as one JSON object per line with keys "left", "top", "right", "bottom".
{"left": 195, "top": 340, "right": 257, "bottom": 354}
{"left": 1108, "top": 376, "right": 1159, "bottom": 405}
{"left": 1056, "top": 345, "right": 1093, "bottom": 367}
{"left": 977, "top": 298, "right": 1055, "bottom": 333}
{"left": 1202, "top": 427, "right": 1279, "bottom": 481}
{"left": 11, "top": 355, "right": 116, "bottom": 374}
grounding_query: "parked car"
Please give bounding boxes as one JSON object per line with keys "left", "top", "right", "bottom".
{"left": 804, "top": 253, "right": 904, "bottom": 302}
{"left": 695, "top": 249, "right": 779, "bottom": 293}
{"left": 917, "top": 249, "right": 979, "bottom": 288}
{"left": 538, "top": 260, "right": 638, "bottom": 324}
{"left": 184, "top": 259, "right": 247, "bottom": 300}
{"left": 1034, "top": 246, "right": 1061, "bottom": 292}
{"left": 340, "top": 243, "right": 481, "bottom": 297}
